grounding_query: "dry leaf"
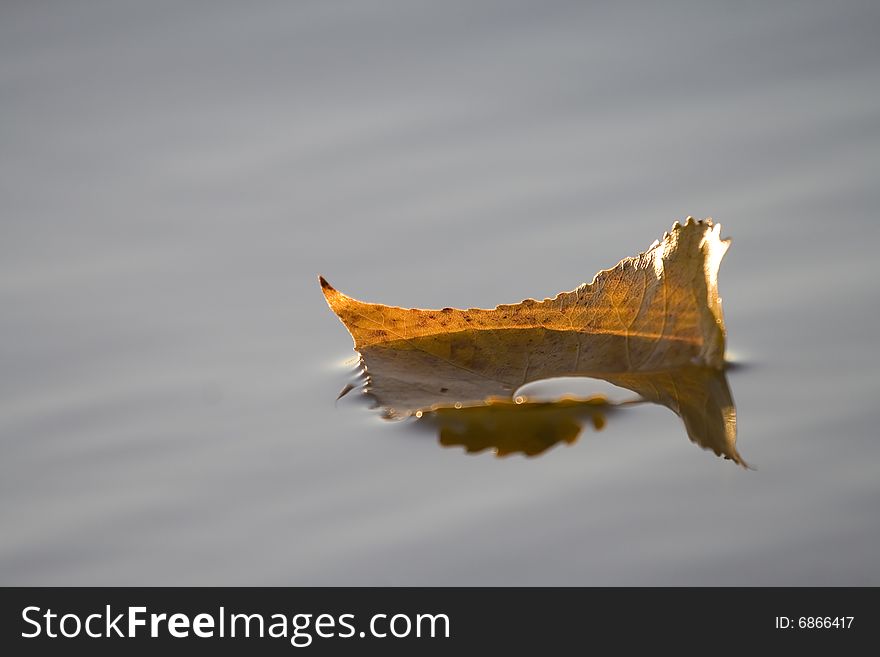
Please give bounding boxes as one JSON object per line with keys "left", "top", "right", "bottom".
{"left": 322, "top": 217, "right": 728, "bottom": 368}
{"left": 321, "top": 218, "right": 744, "bottom": 466}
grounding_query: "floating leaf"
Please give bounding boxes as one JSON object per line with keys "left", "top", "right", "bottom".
{"left": 322, "top": 218, "right": 744, "bottom": 466}
{"left": 322, "top": 217, "right": 728, "bottom": 367}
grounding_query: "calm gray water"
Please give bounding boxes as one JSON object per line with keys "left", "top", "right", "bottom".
{"left": 2, "top": 0, "right": 879, "bottom": 585}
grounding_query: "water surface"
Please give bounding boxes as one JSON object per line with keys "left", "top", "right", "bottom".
{"left": 2, "top": 0, "right": 879, "bottom": 584}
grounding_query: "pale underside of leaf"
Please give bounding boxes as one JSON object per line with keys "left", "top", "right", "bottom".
{"left": 356, "top": 332, "right": 743, "bottom": 466}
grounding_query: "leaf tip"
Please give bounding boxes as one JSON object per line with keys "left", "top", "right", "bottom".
{"left": 727, "top": 451, "right": 752, "bottom": 469}
{"left": 318, "top": 275, "right": 344, "bottom": 310}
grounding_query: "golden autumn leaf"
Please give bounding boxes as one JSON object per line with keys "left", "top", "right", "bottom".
{"left": 322, "top": 217, "right": 728, "bottom": 367}
{"left": 321, "top": 218, "right": 745, "bottom": 466}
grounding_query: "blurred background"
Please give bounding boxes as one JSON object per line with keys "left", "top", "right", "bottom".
{"left": 1, "top": 0, "right": 879, "bottom": 584}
